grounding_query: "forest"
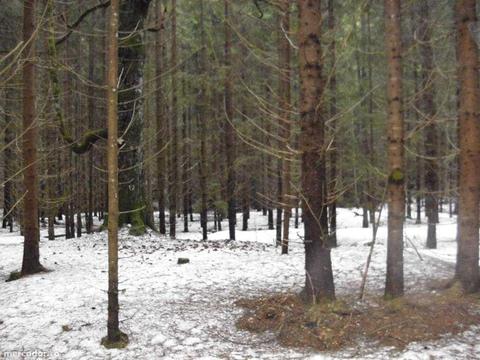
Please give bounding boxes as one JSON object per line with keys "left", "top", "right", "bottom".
{"left": 1, "top": 0, "right": 480, "bottom": 358}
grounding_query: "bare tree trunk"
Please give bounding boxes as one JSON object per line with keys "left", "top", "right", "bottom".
{"left": 224, "top": 0, "right": 236, "bottom": 241}
{"left": 21, "top": 0, "right": 43, "bottom": 276}
{"left": 169, "top": 0, "right": 178, "bottom": 239}
{"left": 327, "top": 0, "right": 337, "bottom": 248}
{"left": 181, "top": 79, "right": 189, "bottom": 233}
{"left": 298, "top": 0, "right": 335, "bottom": 303}
{"left": 155, "top": 0, "right": 166, "bottom": 235}
{"left": 199, "top": 0, "right": 208, "bottom": 240}
{"left": 86, "top": 25, "right": 96, "bottom": 235}
{"left": 413, "top": 67, "right": 423, "bottom": 225}
{"left": 102, "top": 0, "right": 128, "bottom": 348}
{"left": 455, "top": 0, "right": 480, "bottom": 293}
{"left": 275, "top": 174, "right": 282, "bottom": 246}
{"left": 278, "top": 1, "right": 291, "bottom": 254}
{"left": 418, "top": 1, "right": 439, "bottom": 249}
{"left": 384, "top": 0, "right": 405, "bottom": 299}
{"left": 3, "top": 72, "right": 15, "bottom": 233}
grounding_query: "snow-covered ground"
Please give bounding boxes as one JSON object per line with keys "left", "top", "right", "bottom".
{"left": 0, "top": 208, "right": 479, "bottom": 359}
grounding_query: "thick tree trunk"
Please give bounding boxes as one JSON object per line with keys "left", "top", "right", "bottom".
{"left": 298, "top": 0, "right": 335, "bottom": 303}
{"left": 455, "top": 0, "right": 480, "bottom": 293}
{"left": 384, "top": 0, "right": 405, "bottom": 299}
{"left": 117, "top": 0, "right": 150, "bottom": 236}
{"left": 21, "top": 0, "right": 43, "bottom": 276}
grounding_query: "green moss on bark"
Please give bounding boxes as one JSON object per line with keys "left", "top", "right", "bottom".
{"left": 388, "top": 168, "right": 405, "bottom": 185}
{"left": 129, "top": 207, "right": 146, "bottom": 236}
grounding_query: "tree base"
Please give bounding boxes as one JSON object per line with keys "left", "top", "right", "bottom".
{"left": 101, "top": 331, "right": 129, "bottom": 349}
{"left": 7, "top": 265, "right": 48, "bottom": 282}
{"left": 299, "top": 287, "right": 335, "bottom": 305}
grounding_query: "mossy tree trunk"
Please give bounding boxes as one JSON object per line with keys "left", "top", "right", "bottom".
{"left": 117, "top": 0, "right": 151, "bottom": 236}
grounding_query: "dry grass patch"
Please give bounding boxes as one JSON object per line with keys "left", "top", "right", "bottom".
{"left": 236, "top": 286, "right": 480, "bottom": 351}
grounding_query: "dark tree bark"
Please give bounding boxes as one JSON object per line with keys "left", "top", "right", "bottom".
{"left": 117, "top": 0, "right": 151, "bottom": 235}
{"left": 298, "top": 0, "right": 335, "bottom": 303}
{"left": 224, "top": 0, "right": 236, "bottom": 241}
{"left": 413, "top": 67, "right": 423, "bottom": 225}
{"left": 384, "top": 0, "right": 405, "bottom": 299}
{"left": 198, "top": 0, "right": 208, "bottom": 240}
{"left": 3, "top": 73, "right": 14, "bottom": 233}
{"left": 181, "top": 79, "right": 189, "bottom": 233}
{"left": 278, "top": 0, "right": 291, "bottom": 255}
{"left": 86, "top": 24, "right": 96, "bottom": 235}
{"left": 455, "top": 0, "right": 480, "bottom": 293}
{"left": 169, "top": 0, "right": 178, "bottom": 239}
{"left": 275, "top": 176, "right": 282, "bottom": 247}
{"left": 155, "top": 0, "right": 166, "bottom": 235}
{"left": 418, "top": 0, "right": 439, "bottom": 249}
{"left": 62, "top": 6, "right": 75, "bottom": 241}
{"left": 21, "top": 0, "right": 44, "bottom": 276}
{"left": 327, "top": 0, "right": 337, "bottom": 248}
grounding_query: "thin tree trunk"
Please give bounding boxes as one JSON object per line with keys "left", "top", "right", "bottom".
{"left": 418, "top": 1, "right": 439, "bottom": 249}
{"left": 413, "top": 67, "right": 423, "bottom": 225}
{"left": 3, "top": 72, "right": 15, "bottom": 233}
{"left": 279, "top": 1, "right": 291, "bottom": 254}
{"left": 224, "top": 0, "right": 236, "bottom": 241}
{"left": 155, "top": 0, "right": 166, "bottom": 235}
{"left": 327, "top": 0, "right": 337, "bottom": 248}
{"left": 169, "top": 0, "right": 178, "bottom": 239}
{"left": 86, "top": 25, "right": 96, "bottom": 234}
{"left": 103, "top": 0, "right": 127, "bottom": 347}
{"left": 182, "top": 79, "right": 189, "bottom": 233}
{"left": 199, "top": 0, "right": 208, "bottom": 240}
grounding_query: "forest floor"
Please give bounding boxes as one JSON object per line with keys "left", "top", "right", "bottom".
{"left": 1, "top": 208, "right": 480, "bottom": 359}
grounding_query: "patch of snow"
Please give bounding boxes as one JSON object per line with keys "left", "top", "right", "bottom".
{"left": 0, "top": 208, "right": 476, "bottom": 359}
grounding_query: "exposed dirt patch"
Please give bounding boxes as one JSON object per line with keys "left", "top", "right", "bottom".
{"left": 236, "top": 286, "right": 480, "bottom": 352}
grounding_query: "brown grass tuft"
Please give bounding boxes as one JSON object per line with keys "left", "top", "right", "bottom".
{"left": 236, "top": 289, "right": 480, "bottom": 352}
